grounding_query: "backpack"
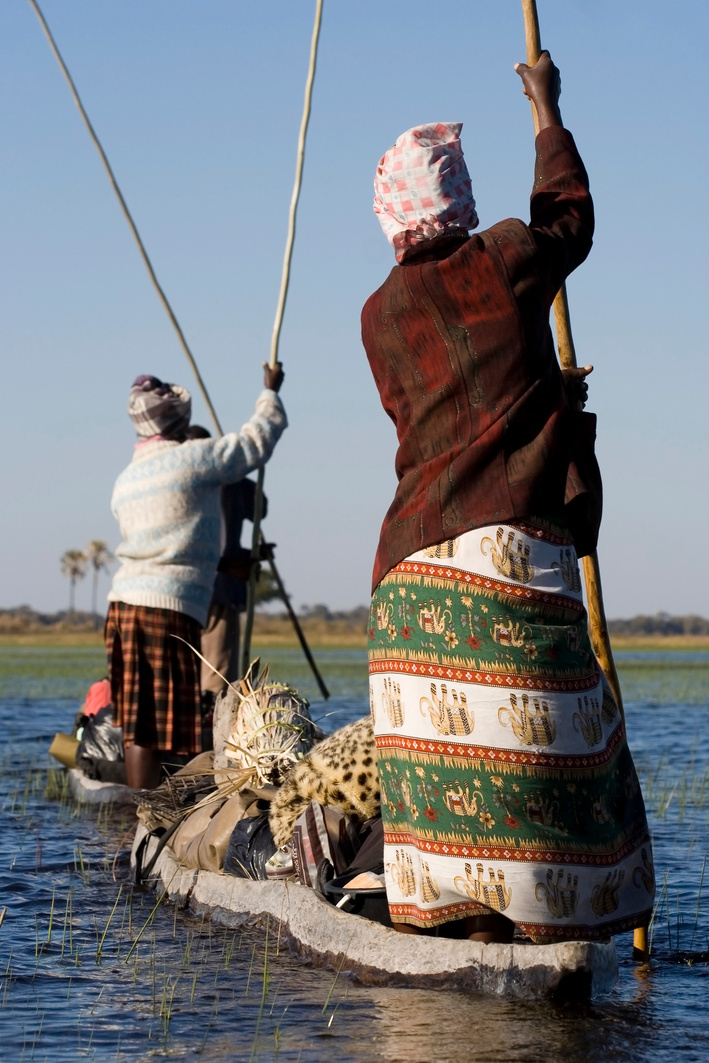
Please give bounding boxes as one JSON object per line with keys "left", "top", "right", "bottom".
{"left": 290, "top": 801, "right": 361, "bottom": 895}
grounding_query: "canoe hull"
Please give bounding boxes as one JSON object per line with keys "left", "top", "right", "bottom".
{"left": 67, "top": 768, "right": 135, "bottom": 807}
{"left": 131, "top": 825, "right": 618, "bottom": 999}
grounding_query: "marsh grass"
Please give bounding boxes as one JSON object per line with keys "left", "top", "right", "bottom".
{"left": 0, "top": 645, "right": 106, "bottom": 701}
{"left": 96, "top": 885, "right": 123, "bottom": 963}
{"left": 689, "top": 854, "right": 707, "bottom": 951}
{"left": 248, "top": 918, "right": 271, "bottom": 1063}
{"left": 638, "top": 741, "right": 709, "bottom": 962}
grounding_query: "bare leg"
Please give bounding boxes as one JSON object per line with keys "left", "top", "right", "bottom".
{"left": 125, "top": 744, "right": 162, "bottom": 789}
{"left": 467, "top": 928, "right": 497, "bottom": 944}
{"left": 393, "top": 922, "right": 426, "bottom": 935}
{"left": 465, "top": 913, "right": 515, "bottom": 943}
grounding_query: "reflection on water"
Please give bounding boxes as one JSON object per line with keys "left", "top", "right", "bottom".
{"left": 0, "top": 648, "right": 707, "bottom": 1062}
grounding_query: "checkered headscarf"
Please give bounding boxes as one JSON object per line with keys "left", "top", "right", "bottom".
{"left": 127, "top": 375, "right": 192, "bottom": 439}
{"left": 373, "top": 122, "right": 478, "bottom": 263}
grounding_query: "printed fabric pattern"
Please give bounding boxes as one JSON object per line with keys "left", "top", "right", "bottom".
{"left": 373, "top": 122, "right": 478, "bottom": 262}
{"left": 368, "top": 521, "right": 654, "bottom": 941}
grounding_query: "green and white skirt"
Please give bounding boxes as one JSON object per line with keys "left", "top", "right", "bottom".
{"left": 368, "top": 520, "right": 654, "bottom": 942}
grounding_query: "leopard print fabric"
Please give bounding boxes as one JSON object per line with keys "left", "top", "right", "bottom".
{"left": 268, "top": 716, "right": 380, "bottom": 848}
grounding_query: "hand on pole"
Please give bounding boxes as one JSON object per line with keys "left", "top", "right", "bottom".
{"left": 561, "top": 364, "right": 593, "bottom": 411}
{"left": 514, "top": 50, "right": 563, "bottom": 130}
{"left": 263, "top": 361, "right": 285, "bottom": 393}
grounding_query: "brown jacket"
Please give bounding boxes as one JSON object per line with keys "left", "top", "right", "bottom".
{"left": 362, "top": 125, "right": 600, "bottom": 591}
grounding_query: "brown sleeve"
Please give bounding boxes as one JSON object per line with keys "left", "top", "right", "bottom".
{"left": 563, "top": 410, "right": 603, "bottom": 557}
{"left": 528, "top": 125, "right": 595, "bottom": 302}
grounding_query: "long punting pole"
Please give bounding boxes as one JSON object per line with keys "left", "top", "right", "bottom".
{"left": 27, "top": 0, "right": 223, "bottom": 437}
{"left": 240, "top": 0, "right": 329, "bottom": 702}
{"left": 520, "top": 0, "right": 648, "bottom": 961}
{"left": 30, "top": 0, "right": 327, "bottom": 696}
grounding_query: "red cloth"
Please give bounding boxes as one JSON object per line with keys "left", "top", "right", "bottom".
{"left": 362, "top": 126, "right": 597, "bottom": 591}
{"left": 82, "top": 679, "right": 111, "bottom": 717}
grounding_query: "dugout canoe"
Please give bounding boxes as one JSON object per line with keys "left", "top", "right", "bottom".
{"left": 66, "top": 767, "right": 135, "bottom": 808}
{"left": 131, "top": 824, "right": 618, "bottom": 999}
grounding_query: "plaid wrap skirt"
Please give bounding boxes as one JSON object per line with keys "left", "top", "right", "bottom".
{"left": 105, "top": 602, "right": 202, "bottom": 754}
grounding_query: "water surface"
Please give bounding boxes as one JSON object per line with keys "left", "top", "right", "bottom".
{"left": 0, "top": 646, "right": 707, "bottom": 1061}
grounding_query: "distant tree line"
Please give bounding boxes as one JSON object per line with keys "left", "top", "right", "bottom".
{"left": 606, "top": 613, "right": 709, "bottom": 636}
{"left": 4, "top": 594, "right": 708, "bottom": 638}
{"left": 0, "top": 605, "right": 101, "bottom": 632}
{"left": 298, "top": 604, "right": 370, "bottom": 627}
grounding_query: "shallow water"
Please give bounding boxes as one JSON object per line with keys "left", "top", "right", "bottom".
{"left": 0, "top": 646, "right": 707, "bottom": 1062}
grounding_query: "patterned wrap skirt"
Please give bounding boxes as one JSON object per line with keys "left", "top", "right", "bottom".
{"left": 368, "top": 520, "right": 655, "bottom": 943}
{"left": 105, "top": 602, "right": 202, "bottom": 754}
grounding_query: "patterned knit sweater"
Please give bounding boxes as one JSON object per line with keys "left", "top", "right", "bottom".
{"left": 108, "top": 389, "right": 286, "bottom": 625}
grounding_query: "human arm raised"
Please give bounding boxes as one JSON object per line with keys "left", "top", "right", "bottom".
{"left": 511, "top": 51, "right": 594, "bottom": 302}
{"left": 206, "top": 364, "right": 287, "bottom": 485}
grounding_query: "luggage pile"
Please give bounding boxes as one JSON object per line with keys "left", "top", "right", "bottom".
{"left": 132, "top": 662, "right": 386, "bottom": 920}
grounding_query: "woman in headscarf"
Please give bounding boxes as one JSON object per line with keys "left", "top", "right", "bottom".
{"left": 106, "top": 364, "right": 285, "bottom": 788}
{"left": 363, "top": 54, "right": 654, "bottom": 943}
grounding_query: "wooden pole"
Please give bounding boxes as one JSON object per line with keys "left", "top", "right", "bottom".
{"left": 520, "top": 0, "right": 648, "bottom": 962}
{"left": 27, "top": 0, "right": 223, "bottom": 437}
{"left": 267, "top": 0, "right": 324, "bottom": 373}
{"left": 521, "top": 0, "right": 543, "bottom": 134}
{"left": 263, "top": 548, "right": 330, "bottom": 700}
{"left": 240, "top": 0, "right": 325, "bottom": 684}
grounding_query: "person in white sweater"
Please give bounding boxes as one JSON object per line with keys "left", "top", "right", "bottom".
{"left": 106, "top": 364, "right": 286, "bottom": 788}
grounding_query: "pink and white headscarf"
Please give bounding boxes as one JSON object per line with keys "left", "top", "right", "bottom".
{"left": 373, "top": 122, "right": 478, "bottom": 262}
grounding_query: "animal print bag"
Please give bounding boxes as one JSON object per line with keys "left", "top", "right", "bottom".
{"left": 290, "top": 801, "right": 361, "bottom": 894}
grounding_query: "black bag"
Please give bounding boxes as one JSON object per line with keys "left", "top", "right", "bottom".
{"left": 77, "top": 705, "right": 124, "bottom": 761}
{"left": 76, "top": 705, "right": 126, "bottom": 784}
{"left": 343, "top": 817, "right": 384, "bottom": 878}
{"left": 223, "top": 807, "right": 276, "bottom": 880}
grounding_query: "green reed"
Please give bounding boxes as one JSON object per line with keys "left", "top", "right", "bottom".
{"left": 96, "top": 884, "right": 123, "bottom": 963}
{"left": 690, "top": 853, "right": 707, "bottom": 951}
{"left": 248, "top": 918, "right": 271, "bottom": 1063}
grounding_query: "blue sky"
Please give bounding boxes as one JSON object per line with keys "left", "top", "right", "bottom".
{"left": 1, "top": 0, "right": 707, "bottom": 618}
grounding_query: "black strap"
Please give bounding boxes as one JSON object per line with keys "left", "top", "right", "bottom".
{"left": 134, "top": 818, "right": 182, "bottom": 885}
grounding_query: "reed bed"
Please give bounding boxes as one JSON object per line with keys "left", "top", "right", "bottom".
{"left": 0, "top": 770, "right": 358, "bottom": 1060}
{"left": 3, "top": 754, "right": 702, "bottom": 1059}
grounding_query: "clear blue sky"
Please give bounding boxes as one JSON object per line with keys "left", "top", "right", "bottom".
{"left": 1, "top": 1, "right": 707, "bottom": 618}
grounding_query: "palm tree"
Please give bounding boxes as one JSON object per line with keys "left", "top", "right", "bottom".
{"left": 85, "top": 539, "right": 114, "bottom": 625}
{"left": 60, "top": 549, "right": 88, "bottom": 614}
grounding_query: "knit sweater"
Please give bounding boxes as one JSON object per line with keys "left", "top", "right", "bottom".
{"left": 108, "top": 389, "right": 287, "bottom": 625}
